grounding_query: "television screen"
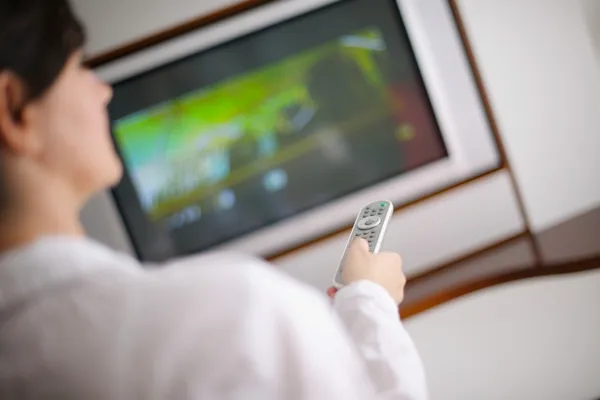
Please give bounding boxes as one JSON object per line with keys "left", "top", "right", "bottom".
{"left": 108, "top": 0, "right": 449, "bottom": 260}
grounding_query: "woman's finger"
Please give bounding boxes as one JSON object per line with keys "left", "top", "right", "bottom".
{"left": 326, "top": 287, "right": 338, "bottom": 299}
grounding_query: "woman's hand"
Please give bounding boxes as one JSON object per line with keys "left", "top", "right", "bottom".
{"left": 327, "top": 238, "right": 406, "bottom": 305}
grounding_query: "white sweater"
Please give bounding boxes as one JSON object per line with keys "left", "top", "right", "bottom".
{"left": 0, "top": 236, "right": 427, "bottom": 399}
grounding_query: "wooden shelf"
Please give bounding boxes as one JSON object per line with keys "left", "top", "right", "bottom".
{"left": 402, "top": 206, "right": 600, "bottom": 319}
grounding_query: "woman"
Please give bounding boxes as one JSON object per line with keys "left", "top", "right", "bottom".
{"left": 0, "top": 0, "right": 427, "bottom": 398}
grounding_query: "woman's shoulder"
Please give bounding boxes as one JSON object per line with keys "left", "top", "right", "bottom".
{"left": 147, "top": 250, "right": 325, "bottom": 306}
{"left": 134, "top": 250, "right": 331, "bottom": 328}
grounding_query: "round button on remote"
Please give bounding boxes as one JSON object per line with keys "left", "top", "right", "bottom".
{"left": 357, "top": 216, "right": 382, "bottom": 230}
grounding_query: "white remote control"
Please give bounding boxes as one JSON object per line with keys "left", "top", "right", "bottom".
{"left": 333, "top": 200, "right": 394, "bottom": 288}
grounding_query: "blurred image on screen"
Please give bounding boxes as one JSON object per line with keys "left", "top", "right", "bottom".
{"left": 113, "top": 28, "right": 445, "bottom": 234}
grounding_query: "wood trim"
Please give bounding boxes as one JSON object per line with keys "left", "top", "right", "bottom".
{"left": 86, "top": 0, "right": 279, "bottom": 68}
{"left": 448, "top": 0, "right": 540, "bottom": 260}
{"left": 265, "top": 166, "right": 503, "bottom": 261}
{"left": 406, "top": 231, "right": 529, "bottom": 284}
{"left": 85, "top": 0, "right": 513, "bottom": 262}
{"left": 401, "top": 205, "right": 600, "bottom": 318}
{"left": 447, "top": 1, "right": 508, "bottom": 169}
{"left": 401, "top": 254, "right": 600, "bottom": 319}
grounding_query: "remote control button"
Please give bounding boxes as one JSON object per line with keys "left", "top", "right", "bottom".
{"left": 358, "top": 217, "right": 382, "bottom": 230}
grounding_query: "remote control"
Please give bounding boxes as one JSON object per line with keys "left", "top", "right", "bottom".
{"left": 333, "top": 200, "right": 394, "bottom": 288}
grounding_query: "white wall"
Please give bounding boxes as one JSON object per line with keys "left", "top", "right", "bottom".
{"left": 405, "top": 269, "right": 600, "bottom": 400}
{"left": 457, "top": 0, "right": 600, "bottom": 231}
{"left": 74, "top": 0, "right": 240, "bottom": 56}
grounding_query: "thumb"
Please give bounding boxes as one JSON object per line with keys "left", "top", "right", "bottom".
{"left": 348, "top": 237, "right": 370, "bottom": 254}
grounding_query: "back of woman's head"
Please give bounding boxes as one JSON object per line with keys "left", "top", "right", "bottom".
{"left": 0, "top": 0, "right": 85, "bottom": 107}
{"left": 0, "top": 0, "right": 122, "bottom": 212}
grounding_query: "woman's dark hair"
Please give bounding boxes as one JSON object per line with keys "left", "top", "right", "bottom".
{"left": 0, "top": 0, "right": 86, "bottom": 106}
{"left": 0, "top": 0, "right": 84, "bottom": 209}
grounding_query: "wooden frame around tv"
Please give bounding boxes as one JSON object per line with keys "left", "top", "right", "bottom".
{"left": 85, "top": 0, "right": 535, "bottom": 266}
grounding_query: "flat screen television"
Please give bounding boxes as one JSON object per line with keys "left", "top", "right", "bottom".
{"left": 96, "top": 0, "right": 500, "bottom": 261}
